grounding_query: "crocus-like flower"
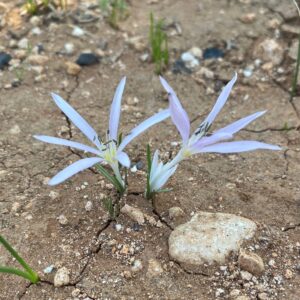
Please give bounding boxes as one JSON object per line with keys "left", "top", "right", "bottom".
{"left": 148, "top": 73, "right": 281, "bottom": 193}
{"left": 34, "top": 77, "right": 170, "bottom": 187}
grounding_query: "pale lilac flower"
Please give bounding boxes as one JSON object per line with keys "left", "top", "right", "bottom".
{"left": 34, "top": 77, "right": 170, "bottom": 186}
{"left": 148, "top": 73, "right": 281, "bottom": 193}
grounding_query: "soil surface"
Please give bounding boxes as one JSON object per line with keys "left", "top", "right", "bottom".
{"left": 0, "top": 0, "right": 299, "bottom": 299}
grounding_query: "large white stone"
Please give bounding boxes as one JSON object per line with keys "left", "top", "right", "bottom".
{"left": 169, "top": 211, "right": 256, "bottom": 265}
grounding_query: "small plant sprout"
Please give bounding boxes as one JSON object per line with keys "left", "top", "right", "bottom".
{"left": 34, "top": 77, "right": 170, "bottom": 194}
{"left": 149, "top": 12, "right": 169, "bottom": 74}
{"left": 0, "top": 235, "right": 39, "bottom": 284}
{"left": 100, "top": 0, "right": 128, "bottom": 29}
{"left": 146, "top": 74, "right": 281, "bottom": 198}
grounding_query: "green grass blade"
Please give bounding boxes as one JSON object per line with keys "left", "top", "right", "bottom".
{"left": 0, "top": 235, "right": 39, "bottom": 283}
{"left": 0, "top": 266, "right": 38, "bottom": 283}
{"left": 95, "top": 164, "right": 125, "bottom": 194}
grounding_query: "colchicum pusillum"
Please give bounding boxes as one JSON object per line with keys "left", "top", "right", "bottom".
{"left": 146, "top": 73, "right": 281, "bottom": 197}
{"left": 34, "top": 77, "right": 170, "bottom": 193}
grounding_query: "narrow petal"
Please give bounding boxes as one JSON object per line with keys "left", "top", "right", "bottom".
{"left": 109, "top": 77, "right": 126, "bottom": 141}
{"left": 151, "top": 165, "right": 177, "bottom": 191}
{"left": 49, "top": 157, "right": 103, "bottom": 185}
{"left": 190, "top": 132, "right": 233, "bottom": 154}
{"left": 118, "top": 109, "right": 170, "bottom": 151}
{"left": 160, "top": 76, "right": 190, "bottom": 144}
{"left": 215, "top": 111, "right": 266, "bottom": 135}
{"left": 33, "top": 135, "right": 101, "bottom": 156}
{"left": 201, "top": 72, "right": 237, "bottom": 126}
{"left": 150, "top": 150, "right": 159, "bottom": 179}
{"left": 51, "top": 93, "right": 101, "bottom": 148}
{"left": 199, "top": 140, "right": 281, "bottom": 153}
{"left": 117, "top": 151, "right": 130, "bottom": 168}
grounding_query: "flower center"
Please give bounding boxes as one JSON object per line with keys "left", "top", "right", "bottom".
{"left": 101, "top": 141, "right": 117, "bottom": 164}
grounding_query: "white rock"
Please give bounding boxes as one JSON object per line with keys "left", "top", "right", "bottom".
{"left": 54, "top": 267, "right": 70, "bottom": 287}
{"left": 121, "top": 204, "right": 144, "bottom": 224}
{"left": 131, "top": 259, "right": 143, "bottom": 272}
{"left": 240, "top": 270, "right": 252, "bottom": 281}
{"left": 188, "top": 47, "right": 203, "bottom": 58}
{"left": 64, "top": 43, "right": 75, "bottom": 55}
{"left": 18, "top": 38, "right": 29, "bottom": 49}
{"left": 30, "top": 16, "right": 41, "bottom": 26}
{"left": 43, "top": 265, "right": 54, "bottom": 274}
{"left": 147, "top": 259, "right": 163, "bottom": 277}
{"left": 58, "top": 214, "right": 68, "bottom": 225}
{"left": 169, "top": 211, "right": 257, "bottom": 265}
{"left": 253, "top": 38, "right": 284, "bottom": 65}
{"left": 72, "top": 26, "right": 85, "bottom": 37}
{"left": 215, "top": 288, "right": 225, "bottom": 297}
{"left": 49, "top": 191, "right": 59, "bottom": 200}
{"left": 115, "top": 224, "right": 123, "bottom": 231}
{"left": 85, "top": 201, "right": 93, "bottom": 212}
{"left": 31, "top": 27, "right": 42, "bottom": 35}
{"left": 181, "top": 52, "right": 199, "bottom": 69}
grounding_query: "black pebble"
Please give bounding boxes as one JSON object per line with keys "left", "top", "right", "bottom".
{"left": 203, "top": 47, "right": 224, "bottom": 60}
{"left": 172, "top": 59, "right": 192, "bottom": 74}
{"left": 132, "top": 222, "right": 141, "bottom": 232}
{"left": 76, "top": 53, "right": 99, "bottom": 66}
{"left": 0, "top": 52, "right": 12, "bottom": 70}
{"left": 135, "top": 161, "right": 144, "bottom": 170}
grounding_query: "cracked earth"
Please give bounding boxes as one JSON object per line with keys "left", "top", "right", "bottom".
{"left": 0, "top": 0, "right": 300, "bottom": 299}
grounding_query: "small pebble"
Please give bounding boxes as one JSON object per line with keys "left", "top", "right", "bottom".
{"left": 147, "top": 259, "right": 164, "bottom": 277}
{"left": 65, "top": 61, "right": 81, "bottom": 76}
{"left": 18, "top": 38, "right": 29, "bottom": 49}
{"left": 71, "top": 288, "right": 81, "bottom": 297}
{"left": 203, "top": 47, "right": 224, "bottom": 59}
{"left": 72, "top": 26, "right": 85, "bottom": 37}
{"left": 64, "top": 43, "right": 75, "bottom": 55}
{"left": 115, "top": 224, "right": 123, "bottom": 231}
{"left": 168, "top": 207, "right": 185, "bottom": 219}
{"left": 30, "top": 16, "right": 41, "bottom": 26}
{"left": 76, "top": 53, "right": 99, "bottom": 66}
{"left": 58, "top": 214, "right": 68, "bottom": 225}
{"left": 257, "top": 292, "right": 268, "bottom": 300}
{"left": 240, "top": 270, "right": 252, "bottom": 281}
{"left": 27, "top": 55, "right": 49, "bottom": 65}
{"left": 85, "top": 201, "right": 93, "bottom": 212}
{"left": 0, "top": 52, "right": 12, "bottom": 69}
{"left": 131, "top": 259, "right": 143, "bottom": 272}
{"left": 284, "top": 269, "right": 293, "bottom": 279}
{"left": 31, "top": 27, "right": 42, "bottom": 35}
{"left": 238, "top": 250, "right": 265, "bottom": 276}
{"left": 43, "top": 265, "right": 54, "bottom": 274}
{"left": 121, "top": 204, "right": 145, "bottom": 225}
{"left": 181, "top": 52, "right": 199, "bottom": 69}
{"left": 54, "top": 267, "right": 70, "bottom": 287}
{"left": 11, "top": 202, "right": 21, "bottom": 213}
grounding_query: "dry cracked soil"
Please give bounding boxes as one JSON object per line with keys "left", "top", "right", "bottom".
{"left": 0, "top": 0, "right": 299, "bottom": 299}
